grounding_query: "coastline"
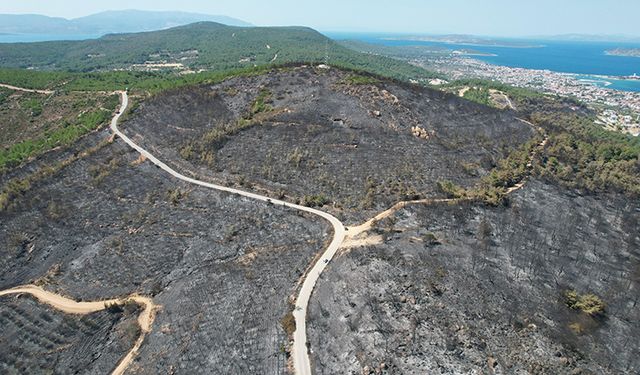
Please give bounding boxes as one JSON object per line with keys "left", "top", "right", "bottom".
{"left": 382, "top": 37, "right": 544, "bottom": 48}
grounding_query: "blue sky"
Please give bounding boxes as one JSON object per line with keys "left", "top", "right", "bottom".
{"left": 2, "top": 0, "right": 639, "bottom": 36}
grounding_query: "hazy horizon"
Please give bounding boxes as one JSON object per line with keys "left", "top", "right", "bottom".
{"left": 1, "top": 0, "right": 639, "bottom": 38}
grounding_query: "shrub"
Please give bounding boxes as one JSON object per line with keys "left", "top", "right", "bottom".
{"left": 105, "top": 302, "right": 124, "bottom": 314}
{"left": 281, "top": 312, "right": 296, "bottom": 336}
{"left": 301, "top": 194, "right": 329, "bottom": 207}
{"left": 250, "top": 89, "right": 272, "bottom": 115}
{"left": 436, "top": 180, "right": 466, "bottom": 199}
{"left": 423, "top": 232, "right": 440, "bottom": 246}
{"left": 565, "top": 290, "right": 606, "bottom": 317}
{"left": 166, "top": 188, "right": 186, "bottom": 205}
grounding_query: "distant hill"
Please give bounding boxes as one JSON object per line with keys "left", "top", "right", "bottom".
{"left": 0, "top": 22, "right": 439, "bottom": 82}
{"left": 533, "top": 34, "right": 640, "bottom": 43}
{"left": 0, "top": 10, "right": 251, "bottom": 35}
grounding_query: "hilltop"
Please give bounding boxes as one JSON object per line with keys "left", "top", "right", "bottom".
{"left": 0, "top": 22, "right": 438, "bottom": 84}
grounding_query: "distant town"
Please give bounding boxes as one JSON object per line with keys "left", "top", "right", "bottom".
{"left": 417, "top": 56, "right": 640, "bottom": 136}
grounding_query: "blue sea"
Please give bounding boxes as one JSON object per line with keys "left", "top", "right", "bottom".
{"left": 324, "top": 32, "right": 640, "bottom": 93}
{"left": 0, "top": 33, "right": 101, "bottom": 43}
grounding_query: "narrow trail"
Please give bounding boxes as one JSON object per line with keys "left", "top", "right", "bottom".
{"left": 0, "top": 83, "right": 54, "bottom": 95}
{"left": 343, "top": 198, "right": 454, "bottom": 250}
{"left": 489, "top": 89, "right": 516, "bottom": 110}
{"left": 0, "top": 285, "right": 156, "bottom": 375}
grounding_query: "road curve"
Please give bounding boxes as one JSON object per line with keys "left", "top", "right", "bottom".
{"left": 0, "top": 285, "right": 156, "bottom": 375}
{"left": 111, "top": 91, "right": 345, "bottom": 375}
{"left": 0, "top": 285, "right": 120, "bottom": 314}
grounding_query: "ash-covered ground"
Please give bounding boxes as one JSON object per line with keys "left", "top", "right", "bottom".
{"left": 123, "top": 66, "right": 533, "bottom": 222}
{"left": 308, "top": 180, "right": 640, "bottom": 374}
{"left": 1, "top": 65, "right": 636, "bottom": 375}
{"left": 0, "top": 126, "right": 328, "bottom": 373}
{"left": 0, "top": 294, "right": 139, "bottom": 374}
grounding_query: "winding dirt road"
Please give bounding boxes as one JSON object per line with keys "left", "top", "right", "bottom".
{"left": 1, "top": 87, "right": 546, "bottom": 375}
{"left": 0, "top": 83, "right": 54, "bottom": 95}
{"left": 0, "top": 285, "right": 156, "bottom": 375}
{"left": 110, "top": 91, "right": 345, "bottom": 375}
{"left": 0, "top": 88, "right": 343, "bottom": 375}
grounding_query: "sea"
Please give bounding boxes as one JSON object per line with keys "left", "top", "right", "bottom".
{"left": 0, "top": 33, "right": 101, "bottom": 43}
{"left": 2, "top": 32, "right": 639, "bottom": 93}
{"left": 324, "top": 32, "right": 640, "bottom": 93}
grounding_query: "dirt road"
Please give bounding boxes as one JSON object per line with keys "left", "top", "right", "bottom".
{"left": 0, "top": 83, "right": 54, "bottom": 95}
{"left": 110, "top": 91, "right": 345, "bottom": 375}
{"left": 0, "top": 285, "right": 156, "bottom": 375}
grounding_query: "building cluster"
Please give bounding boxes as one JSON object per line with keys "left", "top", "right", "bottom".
{"left": 415, "top": 56, "right": 640, "bottom": 136}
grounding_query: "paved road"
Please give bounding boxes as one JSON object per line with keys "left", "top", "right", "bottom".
{"left": 111, "top": 91, "right": 345, "bottom": 375}
{"left": 0, "top": 83, "right": 54, "bottom": 95}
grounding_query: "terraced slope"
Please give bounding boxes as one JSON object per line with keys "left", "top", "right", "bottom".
{"left": 0, "top": 294, "right": 138, "bottom": 374}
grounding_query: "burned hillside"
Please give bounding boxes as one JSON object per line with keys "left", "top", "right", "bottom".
{"left": 0, "top": 126, "right": 328, "bottom": 373}
{"left": 308, "top": 180, "right": 640, "bottom": 374}
{"left": 122, "top": 66, "right": 534, "bottom": 222}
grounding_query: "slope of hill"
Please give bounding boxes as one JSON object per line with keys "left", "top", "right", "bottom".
{"left": 121, "top": 66, "right": 533, "bottom": 221}
{"left": 0, "top": 22, "right": 439, "bottom": 82}
{"left": 0, "top": 47, "right": 638, "bottom": 375}
{"left": 0, "top": 10, "right": 250, "bottom": 35}
{"left": 0, "top": 65, "right": 531, "bottom": 373}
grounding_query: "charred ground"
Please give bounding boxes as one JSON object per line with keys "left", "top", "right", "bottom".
{"left": 0, "top": 122, "right": 328, "bottom": 373}
{"left": 1, "top": 65, "right": 637, "bottom": 375}
{"left": 122, "top": 66, "right": 534, "bottom": 222}
{"left": 308, "top": 180, "right": 640, "bottom": 374}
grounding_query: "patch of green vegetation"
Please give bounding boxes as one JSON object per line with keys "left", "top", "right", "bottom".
{"left": 446, "top": 78, "right": 545, "bottom": 102}
{"left": 565, "top": 290, "right": 606, "bottom": 317}
{"left": 0, "top": 108, "right": 112, "bottom": 171}
{"left": 343, "top": 74, "right": 380, "bottom": 85}
{"left": 0, "top": 88, "right": 10, "bottom": 105}
{"left": 422, "top": 232, "right": 441, "bottom": 246}
{"left": 436, "top": 180, "right": 467, "bottom": 199}
{"left": 280, "top": 311, "right": 296, "bottom": 337}
{"left": 472, "top": 135, "right": 546, "bottom": 205}
{"left": 301, "top": 194, "right": 330, "bottom": 207}
{"left": 534, "top": 111, "right": 640, "bottom": 196}
{"left": 21, "top": 98, "right": 43, "bottom": 117}
{"left": 0, "top": 23, "right": 439, "bottom": 90}
{"left": 166, "top": 188, "right": 188, "bottom": 206}
{"left": 0, "top": 69, "right": 70, "bottom": 90}
{"left": 462, "top": 87, "right": 490, "bottom": 106}
{"left": 250, "top": 89, "right": 272, "bottom": 115}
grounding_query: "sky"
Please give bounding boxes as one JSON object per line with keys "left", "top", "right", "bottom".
{"left": 2, "top": 0, "right": 639, "bottom": 37}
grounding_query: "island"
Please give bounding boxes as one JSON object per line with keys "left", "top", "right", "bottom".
{"left": 606, "top": 48, "right": 640, "bottom": 58}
